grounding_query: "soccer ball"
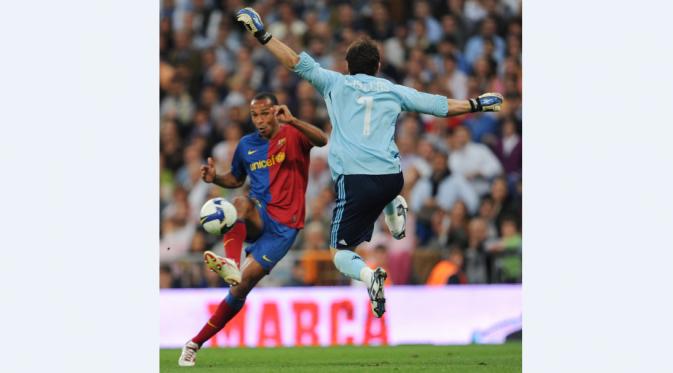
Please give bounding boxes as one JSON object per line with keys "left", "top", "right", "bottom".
{"left": 199, "top": 198, "right": 238, "bottom": 235}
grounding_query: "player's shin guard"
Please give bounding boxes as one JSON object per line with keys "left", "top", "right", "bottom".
{"left": 224, "top": 221, "right": 246, "bottom": 266}
{"left": 333, "top": 250, "right": 372, "bottom": 283}
{"left": 191, "top": 292, "right": 246, "bottom": 346}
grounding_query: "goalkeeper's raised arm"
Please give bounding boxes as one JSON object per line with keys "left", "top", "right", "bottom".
{"left": 235, "top": 7, "right": 299, "bottom": 69}
{"left": 235, "top": 7, "right": 502, "bottom": 117}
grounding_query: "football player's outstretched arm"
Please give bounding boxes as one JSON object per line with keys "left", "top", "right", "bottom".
{"left": 265, "top": 38, "right": 300, "bottom": 70}
{"left": 235, "top": 7, "right": 299, "bottom": 69}
{"left": 446, "top": 93, "right": 504, "bottom": 116}
{"left": 201, "top": 157, "right": 245, "bottom": 189}
{"left": 275, "top": 104, "right": 328, "bottom": 147}
{"left": 397, "top": 82, "right": 505, "bottom": 117}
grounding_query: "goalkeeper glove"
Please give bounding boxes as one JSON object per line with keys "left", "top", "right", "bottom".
{"left": 469, "top": 92, "right": 504, "bottom": 112}
{"left": 236, "top": 7, "right": 272, "bottom": 45}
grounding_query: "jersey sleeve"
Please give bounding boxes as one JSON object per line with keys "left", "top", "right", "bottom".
{"left": 230, "top": 143, "right": 247, "bottom": 180}
{"left": 288, "top": 125, "right": 313, "bottom": 153}
{"left": 293, "top": 52, "right": 342, "bottom": 97}
{"left": 392, "top": 84, "right": 450, "bottom": 117}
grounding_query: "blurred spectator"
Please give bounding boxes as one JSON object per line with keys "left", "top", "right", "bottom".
{"left": 160, "top": 265, "right": 175, "bottom": 289}
{"left": 414, "top": 1, "right": 443, "bottom": 44}
{"left": 189, "top": 230, "right": 208, "bottom": 255}
{"left": 306, "top": 146, "right": 332, "bottom": 203}
{"left": 491, "top": 117, "right": 522, "bottom": 183}
{"left": 487, "top": 216, "right": 522, "bottom": 283}
{"left": 287, "top": 260, "right": 308, "bottom": 287}
{"left": 463, "top": 217, "right": 491, "bottom": 283}
{"left": 365, "top": 1, "right": 394, "bottom": 41}
{"left": 478, "top": 195, "right": 499, "bottom": 240}
{"left": 448, "top": 125, "right": 503, "bottom": 196}
{"left": 426, "top": 247, "right": 467, "bottom": 285}
{"left": 488, "top": 176, "right": 521, "bottom": 228}
{"left": 445, "top": 201, "right": 471, "bottom": 249}
{"left": 441, "top": 53, "right": 469, "bottom": 100}
{"left": 268, "top": 2, "right": 307, "bottom": 40}
{"left": 161, "top": 77, "right": 196, "bottom": 126}
{"left": 463, "top": 16, "right": 506, "bottom": 68}
{"left": 410, "top": 146, "right": 480, "bottom": 216}
{"left": 300, "top": 221, "right": 341, "bottom": 285}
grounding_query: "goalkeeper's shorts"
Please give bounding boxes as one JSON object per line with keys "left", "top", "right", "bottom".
{"left": 329, "top": 172, "right": 404, "bottom": 250}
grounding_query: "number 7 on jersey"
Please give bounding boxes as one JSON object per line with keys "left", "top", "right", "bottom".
{"left": 356, "top": 96, "right": 374, "bottom": 136}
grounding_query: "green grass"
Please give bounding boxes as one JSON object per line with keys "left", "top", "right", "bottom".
{"left": 160, "top": 343, "right": 521, "bottom": 372}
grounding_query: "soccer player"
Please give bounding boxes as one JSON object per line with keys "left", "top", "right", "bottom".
{"left": 178, "top": 93, "right": 328, "bottom": 367}
{"left": 235, "top": 7, "right": 504, "bottom": 319}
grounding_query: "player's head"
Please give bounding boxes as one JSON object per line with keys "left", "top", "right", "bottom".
{"left": 345, "top": 37, "right": 380, "bottom": 76}
{"left": 250, "top": 92, "right": 279, "bottom": 139}
{"left": 452, "top": 125, "right": 471, "bottom": 149}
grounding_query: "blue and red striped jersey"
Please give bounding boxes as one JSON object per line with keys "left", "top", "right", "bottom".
{"left": 230, "top": 124, "right": 313, "bottom": 229}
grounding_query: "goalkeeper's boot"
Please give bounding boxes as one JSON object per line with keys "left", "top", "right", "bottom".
{"left": 178, "top": 340, "right": 199, "bottom": 367}
{"left": 204, "top": 251, "right": 241, "bottom": 286}
{"left": 368, "top": 267, "right": 388, "bottom": 318}
{"left": 384, "top": 195, "right": 408, "bottom": 240}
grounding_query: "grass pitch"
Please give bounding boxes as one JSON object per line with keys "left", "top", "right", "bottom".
{"left": 160, "top": 343, "right": 521, "bottom": 372}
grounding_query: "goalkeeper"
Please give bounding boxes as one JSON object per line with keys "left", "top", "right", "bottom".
{"left": 236, "top": 7, "right": 503, "bottom": 318}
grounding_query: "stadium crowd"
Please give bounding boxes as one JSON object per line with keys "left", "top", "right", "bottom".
{"left": 160, "top": 0, "right": 522, "bottom": 288}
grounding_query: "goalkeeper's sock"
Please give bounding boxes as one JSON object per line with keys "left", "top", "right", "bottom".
{"left": 191, "top": 292, "right": 246, "bottom": 346}
{"left": 333, "top": 250, "right": 373, "bottom": 283}
{"left": 224, "top": 221, "right": 246, "bottom": 266}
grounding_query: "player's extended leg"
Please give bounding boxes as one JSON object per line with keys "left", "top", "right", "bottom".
{"left": 330, "top": 247, "right": 387, "bottom": 318}
{"left": 328, "top": 174, "right": 402, "bottom": 318}
{"left": 204, "top": 197, "right": 264, "bottom": 285}
{"left": 178, "top": 257, "right": 267, "bottom": 367}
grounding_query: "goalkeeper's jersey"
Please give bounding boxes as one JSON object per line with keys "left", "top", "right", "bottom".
{"left": 293, "top": 52, "right": 449, "bottom": 180}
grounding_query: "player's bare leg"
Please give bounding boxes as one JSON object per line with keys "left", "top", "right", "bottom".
{"left": 180, "top": 256, "right": 267, "bottom": 367}
{"left": 330, "top": 247, "right": 387, "bottom": 318}
{"left": 204, "top": 197, "right": 264, "bottom": 285}
{"left": 230, "top": 256, "right": 267, "bottom": 299}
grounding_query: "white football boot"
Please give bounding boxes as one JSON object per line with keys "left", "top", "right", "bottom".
{"left": 384, "top": 195, "right": 408, "bottom": 240}
{"left": 203, "top": 251, "right": 241, "bottom": 286}
{"left": 368, "top": 267, "right": 388, "bottom": 318}
{"left": 178, "top": 340, "right": 199, "bottom": 367}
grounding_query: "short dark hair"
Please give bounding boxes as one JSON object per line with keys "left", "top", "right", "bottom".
{"left": 345, "top": 37, "right": 380, "bottom": 76}
{"left": 252, "top": 92, "right": 279, "bottom": 105}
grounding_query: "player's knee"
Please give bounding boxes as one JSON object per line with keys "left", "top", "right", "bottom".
{"left": 232, "top": 197, "right": 252, "bottom": 219}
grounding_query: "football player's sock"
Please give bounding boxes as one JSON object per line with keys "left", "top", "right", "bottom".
{"left": 224, "top": 221, "right": 246, "bottom": 266}
{"left": 333, "top": 250, "right": 372, "bottom": 283}
{"left": 191, "top": 292, "right": 246, "bottom": 346}
{"left": 360, "top": 266, "right": 374, "bottom": 285}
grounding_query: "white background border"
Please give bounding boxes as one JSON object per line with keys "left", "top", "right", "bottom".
{"left": 0, "top": 1, "right": 158, "bottom": 372}
{"left": 1, "top": 0, "right": 673, "bottom": 372}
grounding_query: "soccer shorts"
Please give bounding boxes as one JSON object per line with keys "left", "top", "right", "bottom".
{"left": 329, "top": 172, "right": 404, "bottom": 250}
{"left": 244, "top": 200, "right": 299, "bottom": 272}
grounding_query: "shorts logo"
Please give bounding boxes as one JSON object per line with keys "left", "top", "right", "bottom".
{"left": 262, "top": 255, "right": 273, "bottom": 263}
{"left": 250, "top": 151, "right": 285, "bottom": 171}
